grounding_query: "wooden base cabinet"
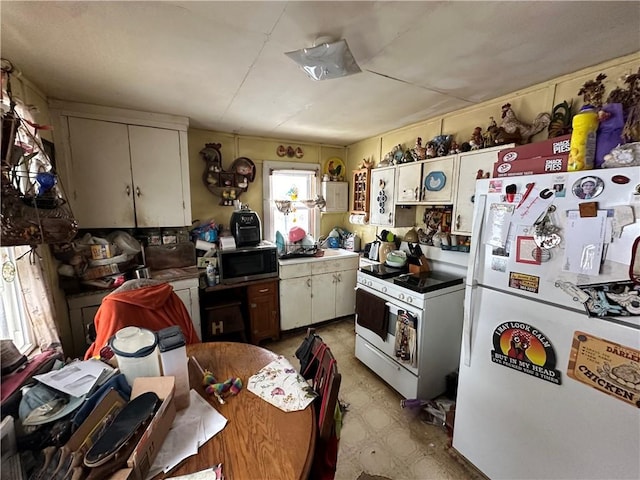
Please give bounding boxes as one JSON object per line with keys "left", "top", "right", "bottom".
{"left": 279, "top": 254, "right": 359, "bottom": 331}
{"left": 247, "top": 280, "right": 280, "bottom": 344}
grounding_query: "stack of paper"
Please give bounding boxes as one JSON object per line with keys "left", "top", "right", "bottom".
{"left": 146, "top": 389, "right": 228, "bottom": 478}
{"left": 33, "top": 358, "right": 115, "bottom": 397}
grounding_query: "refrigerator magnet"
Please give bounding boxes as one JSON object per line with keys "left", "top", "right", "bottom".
{"left": 516, "top": 236, "right": 542, "bottom": 265}
{"left": 567, "top": 331, "right": 640, "bottom": 407}
{"left": 491, "top": 322, "right": 562, "bottom": 385}
{"left": 572, "top": 176, "right": 604, "bottom": 200}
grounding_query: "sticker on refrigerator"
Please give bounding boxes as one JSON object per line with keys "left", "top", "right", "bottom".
{"left": 491, "top": 322, "right": 561, "bottom": 385}
{"left": 567, "top": 331, "right": 640, "bottom": 408}
{"left": 508, "top": 272, "right": 540, "bottom": 293}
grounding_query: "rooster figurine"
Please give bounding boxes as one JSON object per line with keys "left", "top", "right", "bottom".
{"left": 495, "top": 103, "right": 551, "bottom": 145}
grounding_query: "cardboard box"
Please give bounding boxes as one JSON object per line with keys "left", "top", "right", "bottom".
{"left": 493, "top": 154, "right": 569, "bottom": 177}
{"left": 82, "top": 263, "right": 120, "bottom": 280}
{"left": 91, "top": 244, "right": 116, "bottom": 260}
{"left": 124, "top": 376, "right": 176, "bottom": 480}
{"left": 497, "top": 134, "right": 571, "bottom": 163}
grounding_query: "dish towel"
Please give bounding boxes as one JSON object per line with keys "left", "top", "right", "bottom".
{"left": 355, "top": 288, "right": 389, "bottom": 341}
{"left": 247, "top": 356, "right": 317, "bottom": 412}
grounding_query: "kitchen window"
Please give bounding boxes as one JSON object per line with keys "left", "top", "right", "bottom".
{"left": 262, "top": 161, "right": 320, "bottom": 243}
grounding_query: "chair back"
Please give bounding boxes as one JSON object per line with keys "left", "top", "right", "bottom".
{"left": 301, "top": 328, "right": 341, "bottom": 440}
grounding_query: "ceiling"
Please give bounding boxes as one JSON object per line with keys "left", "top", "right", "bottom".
{"left": 2, "top": 1, "right": 639, "bottom": 146}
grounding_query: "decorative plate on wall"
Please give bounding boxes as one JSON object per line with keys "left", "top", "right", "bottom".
{"left": 424, "top": 171, "right": 446, "bottom": 191}
{"left": 323, "top": 157, "right": 346, "bottom": 179}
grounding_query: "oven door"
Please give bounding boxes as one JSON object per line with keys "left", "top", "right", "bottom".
{"left": 355, "top": 286, "right": 422, "bottom": 376}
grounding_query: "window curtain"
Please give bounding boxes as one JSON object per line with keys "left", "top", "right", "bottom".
{"left": 13, "top": 246, "right": 61, "bottom": 352}
{"left": 2, "top": 60, "right": 63, "bottom": 354}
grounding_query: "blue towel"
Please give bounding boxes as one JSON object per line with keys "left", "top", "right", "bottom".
{"left": 72, "top": 373, "right": 131, "bottom": 429}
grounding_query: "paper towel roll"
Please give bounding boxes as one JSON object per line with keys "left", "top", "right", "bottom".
{"left": 195, "top": 239, "right": 216, "bottom": 251}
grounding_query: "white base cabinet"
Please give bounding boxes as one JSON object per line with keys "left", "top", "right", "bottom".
{"left": 279, "top": 252, "right": 358, "bottom": 331}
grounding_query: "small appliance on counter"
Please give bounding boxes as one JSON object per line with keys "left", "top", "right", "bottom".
{"left": 229, "top": 204, "right": 262, "bottom": 247}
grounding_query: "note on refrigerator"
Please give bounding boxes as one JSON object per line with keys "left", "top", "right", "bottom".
{"left": 562, "top": 210, "right": 607, "bottom": 276}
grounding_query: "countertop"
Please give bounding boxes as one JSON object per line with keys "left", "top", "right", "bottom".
{"left": 66, "top": 265, "right": 200, "bottom": 299}
{"left": 278, "top": 248, "right": 359, "bottom": 266}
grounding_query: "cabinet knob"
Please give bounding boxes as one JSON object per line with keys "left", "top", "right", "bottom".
{"left": 136, "top": 186, "right": 141, "bottom": 197}
{"left": 125, "top": 185, "right": 131, "bottom": 196}
{"left": 307, "top": 278, "right": 312, "bottom": 288}
{"left": 258, "top": 288, "right": 269, "bottom": 293}
{"left": 456, "top": 214, "right": 461, "bottom": 229}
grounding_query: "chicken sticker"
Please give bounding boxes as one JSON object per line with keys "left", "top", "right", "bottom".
{"left": 567, "top": 331, "right": 640, "bottom": 408}
{"left": 491, "top": 322, "right": 562, "bottom": 385}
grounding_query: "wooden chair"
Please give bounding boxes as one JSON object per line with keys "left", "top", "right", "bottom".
{"left": 302, "top": 328, "right": 341, "bottom": 479}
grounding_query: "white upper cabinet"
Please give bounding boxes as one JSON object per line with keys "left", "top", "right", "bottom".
{"left": 369, "top": 167, "right": 414, "bottom": 227}
{"left": 395, "top": 162, "right": 422, "bottom": 203}
{"left": 420, "top": 154, "right": 458, "bottom": 204}
{"left": 321, "top": 181, "right": 349, "bottom": 213}
{"left": 52, "top": 101, "right": 191, "bottom": 229}
{"left": 451, "top": 144, "right": 513, "bottom": 236}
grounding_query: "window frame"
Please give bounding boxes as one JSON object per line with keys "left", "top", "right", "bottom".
{"left": 262, "top": 161, "right": 321, "bottom": 243}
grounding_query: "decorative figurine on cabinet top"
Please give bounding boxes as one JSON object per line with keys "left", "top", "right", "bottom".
{"left": 494, "top": 103, "right": 551, "bottom": 145}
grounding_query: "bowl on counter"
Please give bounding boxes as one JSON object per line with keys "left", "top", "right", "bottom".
{"left": 385, "top": 250, "right": 407, "bottom": 268}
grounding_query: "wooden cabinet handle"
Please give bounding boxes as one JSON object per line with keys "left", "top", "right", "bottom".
{"left": 258, "top": 288, "right": 269, "bottom": 293}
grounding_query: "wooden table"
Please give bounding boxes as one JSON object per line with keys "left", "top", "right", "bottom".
{"left": 162, "top": 342, "right": 316, "bottom": 479}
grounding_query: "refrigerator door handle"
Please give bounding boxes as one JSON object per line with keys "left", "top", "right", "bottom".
{"left": 462, "top": 193, "right": 487, "bottom": 366}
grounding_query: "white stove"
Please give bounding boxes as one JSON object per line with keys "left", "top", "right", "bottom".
{"left": 355, "top": 267, "right": 466, "bottom": 400}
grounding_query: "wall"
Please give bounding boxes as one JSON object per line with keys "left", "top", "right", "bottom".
{"left": 345, "top": 52, "right": 640, "bottom": 246}
{"left": 187, "top": 129, "right": 347, "bottom": 238}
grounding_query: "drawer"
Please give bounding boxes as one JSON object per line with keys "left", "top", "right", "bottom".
{"left": 279, "top": 262, "right": 312, "bottom": 279}
{"left": 247, "top": 280, "right": 277, "bottom": 297}
{"left": 311, "top": 257, "right": 358, "bottom": 275}
{"left": 355, "top": 335, "right": 418, "bottom": 400}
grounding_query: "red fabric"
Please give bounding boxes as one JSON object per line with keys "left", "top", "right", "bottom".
{"left": 84, "top": 283, "right": 200, "bottom": 359}
{"left": 1, "top": 349, "right": 59, "bottom": 403}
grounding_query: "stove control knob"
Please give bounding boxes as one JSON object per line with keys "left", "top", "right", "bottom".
{"left": 398, "top": 293, "right": 405, "bottom": 301}
{"left": 406, "top": 297, "right": 413, "bottom": 304}
{"left": 381, "top": 286, "right": 387, "bottom": 293}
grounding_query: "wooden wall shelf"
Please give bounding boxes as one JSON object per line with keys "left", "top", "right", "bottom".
{"left": 350, "top": 166, "right": 370, "bottom": 220}
{"left": 200, "top": 143, "right": 255, "bottom": 206}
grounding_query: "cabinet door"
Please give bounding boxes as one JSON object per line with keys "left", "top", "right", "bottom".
{"left": 369, "top": 168, "right": 395, "bottom": 226}
{"left": 280, "top": 277, "right": 312, "bottom": 330}
{"left": 248, "top": 280, "right": 280, "bottom": 344}
{"left": 311, "top": 272, "right": 337, "bottom": 324}
{"left": 396, "top": 162, "right": 422, "bottom": 203}
{"left": 321, "top": 181, "right": 349, "bottom": 212}
{"left": 67, "top": 117, "right": 135, "bottom": 228}
{"left": 335, "top": 268, "right": 357, "bottom": 318}
{"left": 421, "top": 154, "right": 458, "bottom": 204}
{"left": 452, "top": 145, "right": 511, "bottom": 235}
{"left": 128, "top": 126, "right": 187, "bottom": 227}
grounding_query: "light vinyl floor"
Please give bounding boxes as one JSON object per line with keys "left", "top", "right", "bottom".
{"left": 265, "top": 317, "right": 482, "bottom": 480}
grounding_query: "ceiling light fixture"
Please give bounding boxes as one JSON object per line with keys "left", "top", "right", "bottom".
{"left": 285, "top": 38, "right": 361, "bottom": 81}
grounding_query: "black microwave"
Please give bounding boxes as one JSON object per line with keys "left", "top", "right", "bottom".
{"left": 218, "top": 242, "right": 278, "bottom": 285}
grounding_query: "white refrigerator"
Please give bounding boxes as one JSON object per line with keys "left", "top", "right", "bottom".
{"left": 452, "top": 166, "right": 640, "bottom": 479}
